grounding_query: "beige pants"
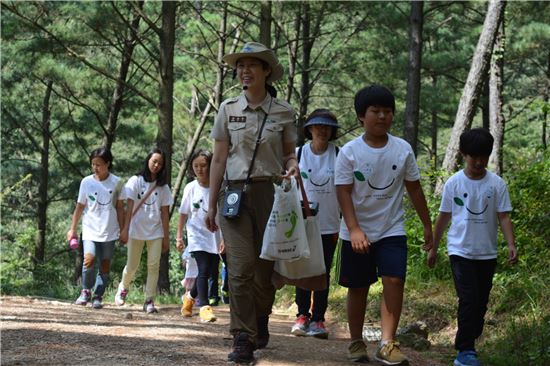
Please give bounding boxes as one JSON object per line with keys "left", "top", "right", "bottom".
{"left": 218, "top": 181, "right": 276, "bottom": 344}
{"left": 119, "top": 237, "right": 162, "bottom": 300}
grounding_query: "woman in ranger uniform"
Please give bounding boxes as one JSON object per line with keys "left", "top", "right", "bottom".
{"left": 206, "top": 42, "right": 298, "bottom": 364}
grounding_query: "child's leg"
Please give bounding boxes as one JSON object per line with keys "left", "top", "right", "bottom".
{"left": 208, "top": 254, "right": 220, "bottom": 302}
{"left": 347, "top": 287, "right": 370, "bottom": 340}
{"left": 120, "top": 238, "right": 145, "bottom": 290}
{"left": 82, "top": 240, "right": 97, "bottom": 290}
{"left": 474, "top": 259, "right": 497, "bottom": 340}
{"left": 450, "top": 255, "right": 480, "bottom": 351}
{"left": 373, "top": 236, "right": 408, "bottom": 342}
{"left": 380, "top": 276, "right": 405, "bottom": 341}
{"left": 221, "top": 254, "right": 229, "bottom": 292}
{"left": 193, "top": 251, "right": 216, "bottom": 306}
{"left": 93, "top": 240, "right": 115, "bottom": 297}
{"left": 144, "top": 238, "right": 162, "bottom": 300}
{"left": 339, "top": 239, "right": 377, "bottom": 341}
{"left": 311, "top": 233, "right": 338, "bottom": 322}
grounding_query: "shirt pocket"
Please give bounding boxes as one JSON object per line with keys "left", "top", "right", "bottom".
{"left": 228, "top": 122, "right": 246, "bottom": 145}
{"left": 263, "top": 123, "right": 283, "bottom": 143}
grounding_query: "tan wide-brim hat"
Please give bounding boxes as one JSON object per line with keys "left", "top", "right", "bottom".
{"left": 223, "top": 42, "right": 284, "bottom": 83}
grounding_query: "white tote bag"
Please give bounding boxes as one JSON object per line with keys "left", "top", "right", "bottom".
{"left": 260, "top": 176, "right": 310, "bottom": 261}
{"left": 272, "top": 174, "right": 327, "bottom": 291}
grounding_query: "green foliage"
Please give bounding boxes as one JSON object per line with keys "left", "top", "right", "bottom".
{"left": 482, "top": 314, "right": 550, "bottom": 366}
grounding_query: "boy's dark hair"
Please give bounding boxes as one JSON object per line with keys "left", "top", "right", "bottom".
{"left": 89, "top": 147, "right": 113, "bottom": 170}
{"left": 138, "top": 147, "right": 168, "bottom": 186}
{"left": 303, "top": 108, "right": 339, "bottom": 141}
{"left": 459, "top": 128, "right": 494, "bottom": 156}
{"left": 189, "top": 149, "right": 212, "bottom": 177}
{"left": 354, "top": 85, "right": 395, "bottom": 122}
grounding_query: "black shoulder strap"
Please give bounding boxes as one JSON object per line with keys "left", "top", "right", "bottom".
{"left": 297, "top": 145, "right": 303, "bottom": 163}
{"left": 335, "top": 145, "right": 339, "bottom": 156}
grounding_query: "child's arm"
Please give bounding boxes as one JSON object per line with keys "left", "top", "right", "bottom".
{"left": 161, "top": 205, "right": 170, "bottom": 253}
{"left": 119, "top": 199, "right": 133, "bottom": 245}
{"left": 404, "top": 180, "right": 434, "bottom": 251}
{"left": 67, "top": 203, "right": 85, "bottom": 242}
{"left": 116, "top": 200, "right": 125, "bottom": 242}
{"left": 176, "top": 213, "right": 188, "bottom": 252}
{"left": 428, "top": 211, "right": 452, "bottom": 268}
{"left": 336, "top": 183, "right": 370, "bottom": 253}
{"left": 497, "top": 211, "right": 518, "bottom": 264}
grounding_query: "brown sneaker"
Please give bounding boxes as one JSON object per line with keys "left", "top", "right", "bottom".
{"left": 375, "top": 340, "right": 408, "bottom": 365}
{"left": 347, "top": 339, "right": 370, "bottom": 363}
{"left": 227, "top": 332, "right": 255, "bottom": 364}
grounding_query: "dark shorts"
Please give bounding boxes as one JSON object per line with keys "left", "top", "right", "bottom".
{"left": 338, "top": 235, "right": 408, "bottom": 288}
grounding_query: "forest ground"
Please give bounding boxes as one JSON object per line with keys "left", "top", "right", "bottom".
{"left": 1, "top": 296, "right": 451, "bottom": 365}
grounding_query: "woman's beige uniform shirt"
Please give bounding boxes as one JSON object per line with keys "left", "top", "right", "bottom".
{"left": 210, "top": 92, "right": 297, "bottom": 180}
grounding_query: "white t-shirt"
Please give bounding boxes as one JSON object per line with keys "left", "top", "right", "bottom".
{"left": 124, "top": 175, "right": 173, "bottom": 240}
{"left": 335, "top": 134, "right": 420, "bottom": 242}
{"left": 297, "top": 143, "right": 340, "bottom": 234}
{"left": 179, "top": 180, "right": 221, "bottom": 254}
{"left": 440, "top": 170, "right": 512, "bottom": 260}
{"left": 77, "top": 173, "right": 122, "bottom": 242}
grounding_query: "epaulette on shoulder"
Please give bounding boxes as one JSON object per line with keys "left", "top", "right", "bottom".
{"left": 225, "top": 96, "right": 240, "bottom": 105}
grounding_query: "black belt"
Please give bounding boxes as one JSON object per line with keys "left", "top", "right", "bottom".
{"left": 226, "top": 177, "right": 272, "bottom": 184}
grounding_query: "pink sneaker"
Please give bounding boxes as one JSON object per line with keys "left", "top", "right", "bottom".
{"left": 74, "top": 289, "right": 91, "bottom": 305}
{"left": 115, "top": 288, "right": 128, "bottom": 306}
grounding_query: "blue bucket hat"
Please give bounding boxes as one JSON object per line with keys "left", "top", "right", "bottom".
{"left": 303, "top": 116, "right": 339, "bottom": 140}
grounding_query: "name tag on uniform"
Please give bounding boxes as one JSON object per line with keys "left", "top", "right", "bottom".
{"left": 229, "top": 116, "right": 246, "bottom": 123}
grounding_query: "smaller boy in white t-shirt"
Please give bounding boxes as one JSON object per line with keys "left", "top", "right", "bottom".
{"left": 335, "top": 85, "right": 433, "bottom": 365}
{"left": 428, "top": 128, "right": 518, "bottom": 366}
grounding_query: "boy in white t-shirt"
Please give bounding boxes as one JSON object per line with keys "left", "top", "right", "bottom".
{"left": 428, "top": 128, "right": 518, "bottom": 366}
{"left": 335, "top": 85, "right": 433, "bottom": 365}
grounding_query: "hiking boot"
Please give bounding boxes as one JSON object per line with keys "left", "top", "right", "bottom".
{"left": 347, "top": 339, "right": 370, "bottom": 363}
{"left": 306, "top": 320, "right": 329, "bottom": 339}
{"left": 290, "top": 314, "right": 310, "bottom": 336}
{"left": 143, "top": 299, "right": 158, "bottom": 314}
{"left": 227, "top": 332, "right": 255, "bottom": 364}
{"left": 199, "top": 305, "right": 216, "bottom": 322}
{"left": 74, "top": 289, "right": 91, "bottom": 306}
{"left": 181, "top": 292, "right": 195, "bottom": 317}
{"left": 115, "top": 287, "right": 128, "bottom": 306}
{"left": 221, "top": 290, "right": 230, "bottom": 304}
{"left": 454, "top": 350, "right": 482, "bottom": 366}
{"left": 375, "top": 340, "right": 408, "bottom": 365}
{"left": 256, "top": 316, "right": 269, "bottom": 349}
{"left": 91, "top": 295, "right": 103, "bottom": 309}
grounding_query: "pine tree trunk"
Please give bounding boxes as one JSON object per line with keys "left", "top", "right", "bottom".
{"left": 437, "top": 0, "right": 506, "bottom": 194}
{"left": 404, "top": 1, "right": 424, "bottom": 155}
{"left": 103, "top": 1, "right": 143, "bottom": 150}
{"left": 157, "top": 1, "right": 176, "bottom": 294}
{"left": 34, "top": 80, "right": 53, "bottom": 272}
{"left": 543, "top": 50, "right": 549, "bottom": 150}
{"left": 260, "top": 1, "right": 272, "bottom": 48}
{"left": 489, "top": 21, "right": 505, "bottom": 176}
{"left": 298, "top": 2, "right": 311, "bottom": 146}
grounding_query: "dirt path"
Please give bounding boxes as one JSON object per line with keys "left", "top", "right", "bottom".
{"left": 1, "top": 296, "right": 447, "bottom": 365}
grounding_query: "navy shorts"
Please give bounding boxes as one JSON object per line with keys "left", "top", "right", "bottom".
{"left": 338, "top": 235, "right": 408, "bottom": 288}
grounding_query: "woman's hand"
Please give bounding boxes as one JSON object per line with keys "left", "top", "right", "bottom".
{"left": 206, "top": 207, "right": 219, "bottom": 232}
